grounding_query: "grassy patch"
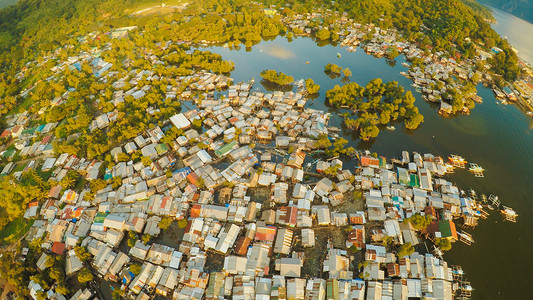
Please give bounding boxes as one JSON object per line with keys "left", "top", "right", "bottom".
{"left": 36, "top": 168, "right": 53, "bottom": 181}
{"left": 14, "top": 96, "right": 35, "bottom": 114}
{"left": 12, "top": 163, "right": 25, "bottom": 172}
{"left": 0, "top": 217, "right": 34, "bottom": 244}
{"left": 126, "top": 0, "right": 185, "bottom": 13}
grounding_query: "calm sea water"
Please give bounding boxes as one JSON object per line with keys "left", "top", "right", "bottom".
{"left": 484, "top": 3, "right": 533, "bottom": 65}
{"left": 208, "top": 31, "right": 533, "bottom": 298}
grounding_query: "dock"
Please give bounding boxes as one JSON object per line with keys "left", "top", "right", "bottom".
{"left": 451, "top": 265, "right": 464, "bottom": 281}
{"left": 462, "top": 215, "right": 478, "bottom": 228}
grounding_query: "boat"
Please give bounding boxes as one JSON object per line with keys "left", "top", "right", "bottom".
{"left": 501, "top": 206, "right": 518, "bottom": 222}
{"left": 493, "top": 87, "right": 505, "bottom": 99}
{"left": 458, "top": 230, "right": 475, "bottom": 245}
{"left": 432, "top": 245, "right": 443, "bottom": 259}
{"left": 337, "top": 52, "right": 341, "bottom": 58}
{"left": 386, "top": 125, "right": 396, "bottom": 131}
{"left": 305, "top": 61, "right": 310, "bottom": 64}
{"left": 444, "top": 163, "right": 455, "bottom": 173}
{"left": 448, "top": 155, "right": 467, "bottom": 168}
{"left": 468, "top": 163, "right": 485, "bottom": 177}
{"left": 401, "top": 62, "right": 410, "bottom": 67}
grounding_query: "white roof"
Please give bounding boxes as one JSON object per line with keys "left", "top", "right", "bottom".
{"left": 170, "top": 113, "right": 191, "bottom": 129}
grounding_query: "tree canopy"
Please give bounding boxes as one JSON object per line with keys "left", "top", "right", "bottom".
{"left": 327, "top": 79, "right": 424, "bottom": 140}
{"left": 260, "top": 69, "right": 294, "bottom": 86}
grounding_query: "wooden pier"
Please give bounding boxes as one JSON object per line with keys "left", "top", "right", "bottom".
{"left": 462, "top": 215, "right": 478, "bottom": 228}
{"left": 458, "top": 281, "right": 473, "bottom": 298}
{"left": 451, "top": 265, "right": 464, "bottom": 281}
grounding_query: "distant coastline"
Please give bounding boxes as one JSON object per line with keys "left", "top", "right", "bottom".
{"left": 0, "top": 0, "right": 17, "bottom": 10}
{"left": 483, "top": 3, "right": 533, "bottom": 65}
{"left": 478, "top": 0, "right": 533, "bottom": 25}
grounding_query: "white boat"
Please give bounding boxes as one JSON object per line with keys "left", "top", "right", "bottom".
{"left": 386, "top": 125, "right": 396, "bottom": 131}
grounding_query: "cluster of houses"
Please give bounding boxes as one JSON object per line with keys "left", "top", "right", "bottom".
{"left": 13, "top": 65, "right": 484, "bottom": 299}
{"left": 0, "top": 11, "right": 493, "bottom": 300}
{"left": 275, "top": 7, "right": 532, "bottom": 116}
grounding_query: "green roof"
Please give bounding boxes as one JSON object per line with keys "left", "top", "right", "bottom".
{"left": 379, "top": 157, "right": 386, "bottom": 168}
{"left": 409, "top": 174, "right": 420, "bottom": 187}
{"left": 327, "top": 279, "right": 338, "bottom": 299}
{"left": 439, "top": 220, "right": 454, "bottom": 238}
{"left": 94, "top": 212, "right": 109, "bottom": 223}
{"left": 22, "top": 127, "right": 37, "bottom": 135}
{"left": 214, "top": 140, "right": 237, "bottom": 157}
{"left": 156, "top": 143, "right": 169, "bottom": 154}
{"left": 2, "top": 149, "right": 15, "bottom": 158}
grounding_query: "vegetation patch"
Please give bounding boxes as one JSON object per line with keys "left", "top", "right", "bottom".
{"left": 327, "top": 79, "right": 424, "bottom": 140}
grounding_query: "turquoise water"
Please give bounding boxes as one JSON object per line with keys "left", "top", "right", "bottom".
{"left": 208, "top": 34, "right": 533, "bottom": 298}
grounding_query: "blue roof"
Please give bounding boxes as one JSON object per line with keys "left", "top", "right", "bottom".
{"left": 72, "top": 62, "right": 82, "bottom": 71}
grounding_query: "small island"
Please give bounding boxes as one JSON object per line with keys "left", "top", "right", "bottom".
{"left": 327, "top": 79, "right": 424, "bottom": 140}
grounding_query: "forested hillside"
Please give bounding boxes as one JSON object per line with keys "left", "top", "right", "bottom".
{"left": 480, "top": 0, "right": 533, "bottom": 24}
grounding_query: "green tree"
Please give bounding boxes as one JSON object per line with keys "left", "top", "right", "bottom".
{"left": 74, "top": 246, "right": 92, "bottom": 262}
{"left": 177, "top": 219, "right": 188, "bottom": 228}
{"left": 305, "top": 78, "right": 320, "bottom": 94}
{"left": 316, "top": 28, "right": 330, "bottom": 40}
{"left": 342, "top": 68, "right": 352, "bottom": 77}
{"left": 404, "top": 214, "right": 432, "bottom": 230}
{"left": 127, "top": 231, "right": 138, "bottom": 247}
{"left": 260, "top": 69, "right": 294, "bottom": 86}
{"left": 142, "top": 234, "right": 151, "bottom": 244}
{"left": 56, "top": 283, "right": 70, "bottom": 296}
{"left": 397, "top": 242, "right": 415, "bottom": 258}
{"left": 159, "top": 217, "right": 174, "bottom": 230}
{"left": 325, "top": 63, "right": 342, "bottom": 74}
{"left": 77, "top": 269, "right": 93, "bottom": 284}
{"left": 435, "top": 238, "right": 452, "bottom": 251}
{"left": 130, "top": 264, "right": 141, "bottom": 275}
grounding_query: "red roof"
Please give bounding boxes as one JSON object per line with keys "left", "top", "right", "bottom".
{"left": 41, "top": 135, "right": 52, "bottom": 144}
{"left": 187, "top": 172, "right": 199, "bottom": 185}
{"left": 234, "top": 236, "right": 251, "bottom": 256}
{"left": 190, "top": 205, "right": 201, "bottom": 218}
{"left": 254, "top": 226, "right": 277, "bottom": 242}
{"left": 283, "top": 206, "right": 298, "bottom": 227}
{"left": 51, "top": 242, "right": 66, "bottom": 255}
{"left": 360, "top": 156, "right": 379, "bottom": 167}
{"left": 0, "top": 130, "right": 10, "bottom": 138}
{"left": 349, "top": 216, "right": 364, "bottom": 225}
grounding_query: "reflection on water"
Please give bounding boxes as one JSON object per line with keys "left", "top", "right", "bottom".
{"left": 259, "top": 44, "right": 296, "bottom": 59}
{"left": 448, "top": 114, "right": 490, "bottom": 137}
